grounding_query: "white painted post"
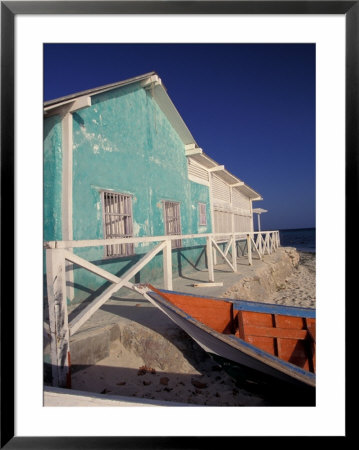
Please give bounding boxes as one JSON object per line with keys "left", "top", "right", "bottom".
{"left": 257, "top": 214, "right": 261, "bottom": 232}
{"left": 272, "top": 233, "right": 275, "bottom": 252}
{"left": 163, "top": 239, "right": 173, "bottom": 291}
{"left": 232, "top": 235, "right": 237, "bottom": 272}
{"left": 250, "top": 200, "right": 254, "bottom": 233}
{"left": 263, "top": 233, "right": 267, "bottom": 254}
{"left": 213, "top": 246, "right": 217, "bottom": 266}
{"left": 46, "top": 248, "right": 71, "bottom": 388}
{"left": 206, "top": 237, "right": 215, "bottom": 282}
{"left": 266, "top": 233, "right": 270, "bottom": 254}
{"left": 247, "top": 234, "right": 252, "bottom": 265}
{"left": 251, "top": 236, "right": 262, "bottom": 259}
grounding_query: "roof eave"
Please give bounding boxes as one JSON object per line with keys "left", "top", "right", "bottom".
{"left": 44, "top": 71, "right": 157, "bottom": 108}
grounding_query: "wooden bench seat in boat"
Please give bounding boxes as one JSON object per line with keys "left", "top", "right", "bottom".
{"left": 234, "top": 310, "right": 316, "bottom": 373}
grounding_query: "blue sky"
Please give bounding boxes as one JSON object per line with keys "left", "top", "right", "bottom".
{"left": 44, "top": 43, "right": 315, "bottom": 231}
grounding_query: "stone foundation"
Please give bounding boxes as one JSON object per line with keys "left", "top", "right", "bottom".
{"left": 223, "top": 247, "right": 300, "bottom": 302}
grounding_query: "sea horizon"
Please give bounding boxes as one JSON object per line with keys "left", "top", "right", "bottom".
{"left": 278, "top": 226, "right": 315, "bottom": 232}
{"left": 278, "top": 227, "right": 315, "bottom": 253}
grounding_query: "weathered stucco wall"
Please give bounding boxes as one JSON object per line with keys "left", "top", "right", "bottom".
{"left": 44, "top": 83, "right": 212, "bottom": 304}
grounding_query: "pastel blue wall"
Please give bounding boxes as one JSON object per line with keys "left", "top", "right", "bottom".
{"left": 44, "top": 82, "right": 212, "bottom": 304}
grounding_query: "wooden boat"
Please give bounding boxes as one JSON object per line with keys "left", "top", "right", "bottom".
{"left": 145, "top": 285, "right": 316, "bottom": 402}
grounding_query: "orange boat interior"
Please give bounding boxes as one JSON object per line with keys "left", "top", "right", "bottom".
{"left": 149, "top": 286, "right": 316, "bottom": 374}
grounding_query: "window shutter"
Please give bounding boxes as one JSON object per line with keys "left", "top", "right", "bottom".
{"left": 199, "top": 203, "right": 207, "bottom": 226}
{"left": 102, "top": 191, "right": 135, "bottom": 257}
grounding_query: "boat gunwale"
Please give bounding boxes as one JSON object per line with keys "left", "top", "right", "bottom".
{"left": 146, "top": 288, "right": 316, "bottom": 387}
{"left": 159, "top": 288, "right": 316, "bottom": 318}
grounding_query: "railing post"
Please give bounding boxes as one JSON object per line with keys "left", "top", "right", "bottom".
{"left": 213, "top": 247, "right": 217, "bottom": 266}
{"left": 46, "top": 248, "right": 71, "bottom": 388}
{"left": 268, "top": 233, "right": 272, "bottom": 254}
{"left": 163, "top": 239, "right": 173, "bottom": 291}
{"left": 206, "top": 236, "right": 215, "bottom": 282}
{"left": 247, "top": 234, "right": 252, "bottom": 265}
{"left": 264, "top": 233, "right": 267, "bottom": 254}
{"left": 262, "top": 234, "right": 265, "bottom": 255}
{"left": 232, "top": 235, "right": 237, "bottom": 272}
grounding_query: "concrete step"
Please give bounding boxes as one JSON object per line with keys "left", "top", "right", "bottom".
{"left": 44, "top": 386, "right": 195, "bottom": 406}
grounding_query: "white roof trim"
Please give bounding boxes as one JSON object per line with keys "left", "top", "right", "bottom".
{"left": 150, "top": 82, "right": 197, "bottom": 146}
{"left": 185, "top": 147, "right": 203, "bottom": 156}
{"left": 44, "top": 95, "right": 92, "bottom": 117}
{"left": 208, "top": 165, "right": 225, "bottom": 172}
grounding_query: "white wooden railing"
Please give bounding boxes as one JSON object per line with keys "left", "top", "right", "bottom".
{"left": 44, "top": 230, "right": 279, "bottom": 387}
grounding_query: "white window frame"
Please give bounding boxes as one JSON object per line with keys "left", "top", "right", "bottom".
{"left": 163, "top": 201, "right": 182, "bottom": 249}
{"left": 198, "top": 202, "right": 207, "bottom": 226}
{"left": 101, "top": 191, "right": 135, "bottom": 258}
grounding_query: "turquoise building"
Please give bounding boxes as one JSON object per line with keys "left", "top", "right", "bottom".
{"left": 44, "top": 72, "right": 262, "bottom": 304}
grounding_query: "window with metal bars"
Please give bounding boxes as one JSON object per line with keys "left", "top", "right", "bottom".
{"left": 163, "top": 201, "right": 182, "bottom": 248}
{"left": 102, "top": 191, "right": 134, "bottom": 257}
{"left": 198, "top": 203, "right": 207, "bottom": 226}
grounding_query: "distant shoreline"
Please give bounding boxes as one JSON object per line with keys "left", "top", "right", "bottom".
{"left": 293, "top": 247, "right": 315, "bottom": 254}
{"left": 280, "top": 245, "right": 315, "bottom": 254}
{"left": 278, "top": 228, "right": 315, "bottom": 254}
{"left": 279, "top": 227, "right": 315, "bottom": 232}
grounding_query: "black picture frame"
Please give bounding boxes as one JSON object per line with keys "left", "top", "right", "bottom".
{"left": 1, "top": 1, "right": 354, "bottom": 447}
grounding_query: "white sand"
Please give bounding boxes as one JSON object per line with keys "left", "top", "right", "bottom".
{"left": 72, "top": 339, "right": 266, "bottom": 406}
{"left": 270, "top": 251, "right": 316, "bottom": 308}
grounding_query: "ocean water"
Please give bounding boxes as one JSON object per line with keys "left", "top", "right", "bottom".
{"left": 279, "top": 228, "right": 316, "bottom": 253}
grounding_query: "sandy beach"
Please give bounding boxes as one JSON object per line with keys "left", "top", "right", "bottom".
{"left": 270, "top": 251, "right": 316, "bottom": 308}
{"left": 71, "top": 250, "right": 316, "bottom": 406}
{"left": 72, "top": 339, "right": 267, "bottom": 406}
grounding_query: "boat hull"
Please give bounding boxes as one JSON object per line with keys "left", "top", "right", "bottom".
{"left": 146, "top": 288, "right": 315, "bottom": 402}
